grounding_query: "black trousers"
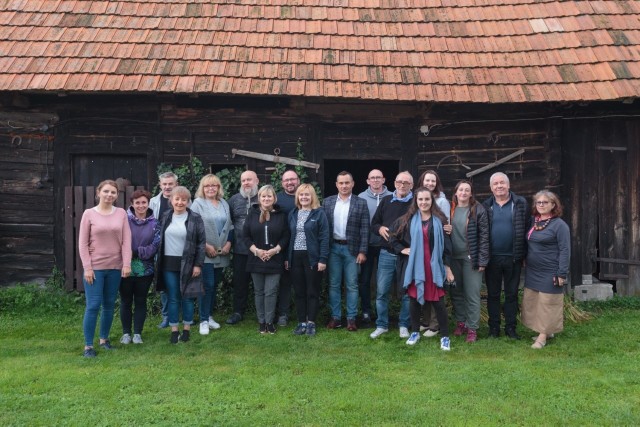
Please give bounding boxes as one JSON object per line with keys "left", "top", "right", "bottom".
{"left": 119, "top": 275, "right": 154, "bottom": 335}
{"left": 232, "top": 253, "right": 251, "bottom": 315}
{"left": 485, "top": 255, "right": 522, "bottom": 331}
{"left": 358, "top": 245, "right": 381, "bottom": 315}
{"left": 291, "top": 250, "right": 323, "bottom": 323}
{"left": 410, "top": 296, "right": 449, "bottom": 337}
{"left": 276, "top": 269, "right": 292, "bottom": 318}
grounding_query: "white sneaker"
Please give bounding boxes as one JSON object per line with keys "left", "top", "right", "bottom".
{"left": 120, "top": 333, "right": 131, "bottom": 344}
{"left": 406, "top": 332, "right": 420, "bottom": 345}
{"left": 423, "top": 329, "right": 438, "bottom": 338}
{"left": 208, "top": 317, "right": 221, "bottom": 330}
{"left": 399, "top": 326, "right": 410, "bottom": 338}
{"left": 370, "top": 327, "right": 389, "bottom": 339}
{"left": 199, "top": 321, "right": 210, "bottom": 335}
{"left": 440, "top": 336, "right": 451, "bottom": 351}
{"left": 132, "top": 334, "right": 143, "bottom": 344}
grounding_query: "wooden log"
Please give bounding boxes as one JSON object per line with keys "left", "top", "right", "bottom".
{"left": 466, "top": 149, "right": 526, "bottom": 178}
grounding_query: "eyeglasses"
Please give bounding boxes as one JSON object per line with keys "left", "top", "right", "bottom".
{"left": 282, "top": 178, "right": 298, "bottom": 182}
{"left": 203, "top": 184, "right": 219, "bottom": 188}
{"left": 536, "top": 201, "right": 551, "bottom": 206}
{"left": 368, "top": 176, "right": 383, "bottom": 180}
{"left": 395, "top": 180, "right": 412, "bottom": 186}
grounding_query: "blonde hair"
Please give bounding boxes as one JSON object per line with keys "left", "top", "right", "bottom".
{"left": 170, "top": 186, "right": 191, "bottom": 202}
{"left": 195, "top": 174, "right": 224, "bottom": 199}
{"left": 295, "top": 184, "right": 320, "bottom": 209}
{"left": 258, "top": 185, "right": 277, "bottom": 223}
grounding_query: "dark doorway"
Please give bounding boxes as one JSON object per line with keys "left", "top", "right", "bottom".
{"left": 323, "top": 159, "right": 399, "bottom": 197}
{"left": 72, "top": 154, "right": 148, "bottom": 189}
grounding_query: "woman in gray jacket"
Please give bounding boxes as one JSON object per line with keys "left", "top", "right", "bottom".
{"left": 191, "top": 174, "right": 233, "bottom": 336}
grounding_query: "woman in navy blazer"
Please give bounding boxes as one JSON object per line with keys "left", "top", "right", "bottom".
{"left": 287, "top": 184, "right": 330, "bottom": 336}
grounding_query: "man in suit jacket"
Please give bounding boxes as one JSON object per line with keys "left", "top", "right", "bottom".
{"left": 323, "top": 171, "right": 369, "bottom": 331}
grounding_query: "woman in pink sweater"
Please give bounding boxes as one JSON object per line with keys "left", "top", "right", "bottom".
{"left": 78, "top": 180, "right": 132, "bottom": 358}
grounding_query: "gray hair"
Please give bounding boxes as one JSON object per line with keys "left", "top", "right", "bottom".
{"left": 159, "top": 171, "right": 178, "bottom": 181}
{"left": 489, "top": 172, "right": 509, "bottom": 185}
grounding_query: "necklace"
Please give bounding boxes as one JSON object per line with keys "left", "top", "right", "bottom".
{"left": 534, "top": 216, "right": 553, "bottom": 231}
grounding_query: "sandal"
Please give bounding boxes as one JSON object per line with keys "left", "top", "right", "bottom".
{"left": 531, "top": 340, "right": 546, "bottom": 349}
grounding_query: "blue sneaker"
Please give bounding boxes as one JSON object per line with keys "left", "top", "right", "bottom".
{"left": 406, "top": 332, "right": 420, "bottom": 346}
{"left": 293, "top": 323, "right": 307, "bottom": 335}
{"left": 306, "top": 322, "right": 317, "bottom": 336}
{"left": 158, "top": 317, "right": 169, "bottom": 329}
{"left": 440, "top": 336, "right": 451, "bottom": 351}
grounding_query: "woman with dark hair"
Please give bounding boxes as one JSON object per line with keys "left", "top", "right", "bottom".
{"left": 390, "top": 187, "right": 454, "bottom": 350}
{"left": 448, "top": 180, "right": 489, "bottom": 343}
{"left": 287, "top": 184, "right": 330, "bottom": 337}
{"left": 244, "top": 185, "right": 290, "bottom": 334}
{"left": 417, "top": 169, "right": 451, "bottom": 338}
{"left": 78, "top": 179, "right": 132, "bottom": 357}
{"left": 191, "top": 174, "right": 232, "bottom": 335}
{"left": 119, "top": 189, "right": 160, "bottom": 345}
{"left": 522, "top": 190, "right": 570, "bottom": 349}
{"left": 156, "top": 186, "right": 206, "bottom": 344}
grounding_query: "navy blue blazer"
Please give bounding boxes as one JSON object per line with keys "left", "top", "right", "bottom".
{"left": 323, "top": 194, "right": 370, "bottom": 257}
{"left": 287, "top": 208, "right": 330, "bottom": 268}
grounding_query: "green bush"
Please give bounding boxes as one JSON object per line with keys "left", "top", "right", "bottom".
{"left": 577, "top": 295, "right": 640, "bottom": 312}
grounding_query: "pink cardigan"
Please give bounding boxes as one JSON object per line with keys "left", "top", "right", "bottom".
{"left": 78, "top": 207, "right": 132, "bottom": 271}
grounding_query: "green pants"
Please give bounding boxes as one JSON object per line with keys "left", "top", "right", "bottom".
{"left": 449, "top": 258, "right": 483, "bottom": 330}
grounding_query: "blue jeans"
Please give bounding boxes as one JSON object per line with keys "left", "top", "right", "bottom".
{"left": 198, "top": 264, "right": 217, "bottom": 322}
{"left": 375, "top": 249, "right": 410, "bottom": 329}
{"left": 163, "top": 270, "right": 195, "bottom": 327}
{"left": 83, "top": 269, "right": 121, "bottom": 347}
{"left": 328, "top": 243, "right": 359, "bottom": 320}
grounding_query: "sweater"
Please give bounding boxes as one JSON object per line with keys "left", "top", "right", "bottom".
{"left": 525, "top": 218, "right": 571, "bottom": 294}
{"left": 371, "top": 193, "right": 413, "bottom": 251}
{"left": 450, "top": 202, "right": 490, "bottom": 270}
{"left": 78, "top": 207, "right": 132, "bottom": 271}
{"left": 190, "top": 197, "right": 233, "bottom": 268}
{"left": 243, "top": 204, "right": 290, "bottom": 274}
{"left": 127, "top": 207, "right": 160, "bottom": 277}
{"left": 359, "top": 185, "right": 393, "bottom": 247}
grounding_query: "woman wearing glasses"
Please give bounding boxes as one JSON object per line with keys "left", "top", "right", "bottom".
{"left": 522, "top": 190, "right": 570, "bottom": 349}
{"left": 191, "top": 174, "right": 233, "bottom": 335}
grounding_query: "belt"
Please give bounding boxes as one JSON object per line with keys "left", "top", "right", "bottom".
{"left": 333, "top": 239, "right": 348, "bottom": 245}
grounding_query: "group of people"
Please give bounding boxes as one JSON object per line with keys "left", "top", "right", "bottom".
{"left": 78, "top": 168, "right": 570, "bottom": 357}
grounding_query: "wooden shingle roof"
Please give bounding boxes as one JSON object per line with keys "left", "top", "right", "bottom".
{"left": 1, "top": 0, "right": 639, "bottom": 102}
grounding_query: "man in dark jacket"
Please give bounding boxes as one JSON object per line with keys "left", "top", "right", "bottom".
{"left": 482, "top": 172, "right": 529, "bottom": 339}
{"left": 225, "top": 170, "right": 259, "bottom": 325}
{"left": 323, "top": 171, "right": 369, "bottom": 331}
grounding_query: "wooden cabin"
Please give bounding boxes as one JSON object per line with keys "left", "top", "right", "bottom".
{"left": 1, "top": 1, "right": 639, "bottom": 294}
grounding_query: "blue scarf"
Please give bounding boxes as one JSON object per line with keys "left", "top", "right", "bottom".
{"left": 403, "top": 213, "right": 445, "bottom": 305}
{"left": 391, "top": 190, "right": 413, "bottom": 203}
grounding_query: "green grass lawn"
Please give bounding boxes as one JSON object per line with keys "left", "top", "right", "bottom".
{"left": 1, "top": 302, "right": 639, "bottom": 426}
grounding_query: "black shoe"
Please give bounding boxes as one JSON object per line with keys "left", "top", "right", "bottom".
{"left": 266, "top": 323, "right": 276, "bottom": 334}
{"left": 362, "top": 313, "right": 372, "bottom": 324}
{"left": 179, "top": 330, "right": 190, "bottom": 342}
{"left": 170, "top": 331, "right": 180, "bottom": 344}
{"left": 83, "top": 348, "right": 97, "bottom": 358}
{"left": 293, "top": 323, "right": 307, "bottom": 335}
{"left": 489, "top": 329, "right": 500, "bottom": 338}
{"left": 505, "top": 328, "right": 521, "bottom": 340}
{"left": 226, "top": 312, "right": 243, "bottom": 325}
{"left": 99, "top": 340, "right": 114, "bottom": 350}
{"left": 306, "top": 322, "right": 317, "bottom": 336}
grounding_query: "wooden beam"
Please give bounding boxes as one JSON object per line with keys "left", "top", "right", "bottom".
{"left": 466, "top": 148, "right": 525, "bottom": 178}
{"left": 232, "top": 148, "right": 320, "bottom": 171}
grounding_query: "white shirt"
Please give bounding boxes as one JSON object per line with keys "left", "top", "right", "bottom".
{"left": 332, "top": 194, "right": 351, "bottom": 240}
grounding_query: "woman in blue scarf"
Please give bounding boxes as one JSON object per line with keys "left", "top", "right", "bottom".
{"left": 390, "top": 187, "right": 454, "bottom": 350}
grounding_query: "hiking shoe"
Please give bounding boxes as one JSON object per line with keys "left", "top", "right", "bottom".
{"left": 226, "top": 312, "right": 243, "bottom": 325}
{"left": 266, "top": 323, "right": 276, "bottom": 334}
{"left": 259, "top": 323, "right": 266, "bottom": 334}
{"left": 120, "top": 334, "right": 132, "bottom": 345}
{"left": 293, "top": 323, "right": 307, "bottom": 335}
{"left": 399, "top": 326, "right": 410, "bottom": 338}
{"left": 278, "top": 315, "right": 288, "bottom": 327}
{"left": 132, "top": 334, "right": 143, "bottom": 344}
{"left": 199, "top": 321, "right": 209, "bottom": 336}
{"left": 370, "top": 327, "right": 388, "bottom": 339}
{"left": 347, "top": 319, "right": 357, "bottom": 331}
{"left": 306, "top": 322, "right": 317, "bottom": 336}
{"left": 179, "top": 330, "right": 190, "bottom": 342}
{"left": 83, "top": 348, "right": 96, "bottom": 358}
{"left": 208, "top": 317, "right": 221, "bottom": 330}
{"left": 170, "top": 331, "right": 180, "bottom": 344}
{"left": 454, "top": 322, "right": 468, "bottom": 336}
{"left": 326, "top": 317, "right": 342, "bottom": 329}
{"left": 440, "top": 336, "right": 451, "bottom": 351}
{"left": 406, "top": 332, "right": 420, "bottom": 346}
{"left": 158, "top": 317, "right": 169, "bottom": 329}
{"left": 423, "top": 329, "right": 438, "bottom": 338}
{"left": 466, "top": 329, "right": 477, "bottom": 343}
{"left": 99, "top": 340, "right": 114, "bottom": 350}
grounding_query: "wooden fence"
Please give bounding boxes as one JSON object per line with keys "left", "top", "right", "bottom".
{"left": 63, "top": 185, "right": 144, "bottom": 291}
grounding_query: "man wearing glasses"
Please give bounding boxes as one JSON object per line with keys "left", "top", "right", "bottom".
{"left": 275, "top": 170, "right": 301, "bottom": 326}
{"left": 358, "top": 170, "right": 392, "bottom": 324}
{"left": 369, "top": 171, "right": 414, "bottom": 339}
{"left": 482, "top": 172, "right": 530, "bottom": 340}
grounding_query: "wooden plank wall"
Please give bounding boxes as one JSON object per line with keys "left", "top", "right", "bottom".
{"left": 0, "top": 114, "right": 56, "bottom": 285}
